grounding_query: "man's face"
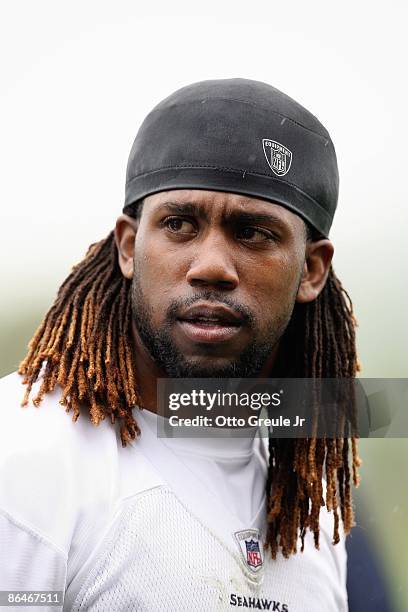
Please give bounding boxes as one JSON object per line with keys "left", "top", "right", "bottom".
{"left": 126, "top": 189, "right": 310, "bottom": 378}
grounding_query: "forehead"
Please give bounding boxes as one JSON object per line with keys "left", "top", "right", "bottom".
{"left": 143, "top": 189, "right": 305, "bottom": 230}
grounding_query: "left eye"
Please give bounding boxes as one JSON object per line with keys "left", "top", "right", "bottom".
{"left": 165, "top": 218, "right": 196, "bottom": 234}
{"left": 235, "top": 227, "right": 272, "bottom": 242}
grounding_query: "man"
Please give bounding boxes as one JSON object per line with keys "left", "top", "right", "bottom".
{"left": 0, "top": 79, "right": 360, "bottom": 611}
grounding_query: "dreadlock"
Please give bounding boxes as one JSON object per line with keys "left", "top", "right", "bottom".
{"left": 19, "top": 216, "right": 361, "bottom": 558}
{"left": 19, "top": 232, "right": 140, "bottom": 446}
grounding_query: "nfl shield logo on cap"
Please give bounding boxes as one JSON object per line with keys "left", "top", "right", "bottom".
{"left": 262, "top": 138, "right": 293, "bottom": 177}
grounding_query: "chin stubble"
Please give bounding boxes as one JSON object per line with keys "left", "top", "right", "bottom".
{"left": 131, "top": 275, "right": 293, "bottom": 378}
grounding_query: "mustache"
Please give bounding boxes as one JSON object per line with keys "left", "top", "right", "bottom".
{"left": 166, "top": 292, "right": 255, "bottom": 326}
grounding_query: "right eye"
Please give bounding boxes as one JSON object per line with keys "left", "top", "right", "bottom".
{"left": 164, "top": 217, "right": 196, "bottom": 234}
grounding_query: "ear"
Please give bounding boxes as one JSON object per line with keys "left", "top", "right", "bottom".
{"left": 114, "top": 214, "right": 139, "bottom": 280}
{"left": 296, "top": 239, "right": 334, "bottom": 303}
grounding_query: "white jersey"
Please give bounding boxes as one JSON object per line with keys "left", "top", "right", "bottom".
{"left": 0, "top": 372, "right": 348, "bottom": 611}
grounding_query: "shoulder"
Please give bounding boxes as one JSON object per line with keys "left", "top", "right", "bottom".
{"left": 0, "top": 371, "right": 119, "bottom": 476}
{"left": 0, "top": 371, "right": 120, "bottom": 553}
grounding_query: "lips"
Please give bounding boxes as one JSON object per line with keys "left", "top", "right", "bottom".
{"left": 178, "top": 304, "right": 244, "bottom": 325}
{"left": 177, "top": 303, "right": 244, "bottom": 343}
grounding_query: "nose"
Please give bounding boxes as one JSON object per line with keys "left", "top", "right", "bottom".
{"left": 185, "top": 234, "right": 239, "bottom": 290}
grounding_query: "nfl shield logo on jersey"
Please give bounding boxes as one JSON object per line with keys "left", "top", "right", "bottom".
{"left": 245, "top": 538, "right": 262, "bottom": 569}
{"left": 262, "top": 139, "right": 292, "bottom": 177}
{"left": 234, "top": 529, "right": 264, "bottom": 574}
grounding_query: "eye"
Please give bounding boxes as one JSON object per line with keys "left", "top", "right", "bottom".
{"left": 235, "top": 226, "right": 274, "bottom": 242}
{"left": 164, "top": 217, "right": 196, "bottom": 234}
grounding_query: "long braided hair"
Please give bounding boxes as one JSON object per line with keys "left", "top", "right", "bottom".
{"left": 19, "top": 205, "right": 361, "bottom": 558}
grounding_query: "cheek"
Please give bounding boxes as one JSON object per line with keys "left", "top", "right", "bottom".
{"left": 243, "top": 254, "right": 302, "bottom": 315}
{"left": 133, "top": 237, "right": 183, "bottom": 317}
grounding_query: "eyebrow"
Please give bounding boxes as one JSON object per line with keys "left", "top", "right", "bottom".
{"left": 157, "top": 201, "right": 288, "bottom": 229}
{"left": 159, "top": 202, "right": 206, "bottom": 218}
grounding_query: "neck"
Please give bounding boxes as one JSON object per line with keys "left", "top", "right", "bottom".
{"left": 132, "top": 321, "right": 164, "bottom": 412}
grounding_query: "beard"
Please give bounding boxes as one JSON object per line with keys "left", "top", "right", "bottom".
{"left": 131, "top": 275, "right": 294, "bottom": 379}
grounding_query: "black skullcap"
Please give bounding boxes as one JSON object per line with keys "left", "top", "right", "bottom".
{"left": 124, "top": 79, "right": 339, "bottom": 237}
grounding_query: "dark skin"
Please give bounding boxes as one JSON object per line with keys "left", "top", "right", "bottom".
{"left": 115, "top": 189, "right": 334, "bottom": 412}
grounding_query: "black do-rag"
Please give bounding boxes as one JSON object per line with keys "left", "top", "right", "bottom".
{"left": 124, "top": 79, "right": 339, "bottom": 237}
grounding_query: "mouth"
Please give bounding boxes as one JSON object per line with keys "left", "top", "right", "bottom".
{"left": 176, "top": 303, "right": 245, "bottom": 344}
